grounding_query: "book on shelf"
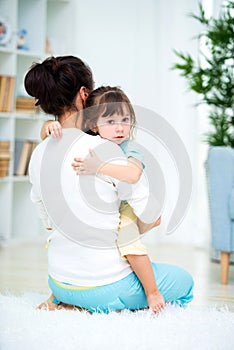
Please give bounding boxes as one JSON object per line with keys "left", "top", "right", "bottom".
{"left": 0, "top": 75, "right": 15, "bottom": 112}
{"left": 0, "top": 141, "right": 10, "bottom": 152}
{"left": 26, "top": 141, "right": 38, "bottom": 175}
{"left": 16, "top": 97, "right": 39, "bottom": 112}
{"left": 0, "top": 141, "right": 11, "bottom": 177}
{"left": 14, "top": 139, "right": 38, "bottom": 176}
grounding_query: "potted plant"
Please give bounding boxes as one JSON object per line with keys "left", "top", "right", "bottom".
{"left": 171, "top": 0, "right": 234, "bottom": 284}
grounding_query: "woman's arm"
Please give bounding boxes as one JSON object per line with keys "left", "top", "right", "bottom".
{"left": 72, "top": 150, "right": 143, "bottom": 184}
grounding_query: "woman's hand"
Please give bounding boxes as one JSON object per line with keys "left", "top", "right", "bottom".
{"left": 45, "top": 121, "right": 62, "bottom": 139}
{"left": 71, "top": 149, "right": 103, "bottom": 175}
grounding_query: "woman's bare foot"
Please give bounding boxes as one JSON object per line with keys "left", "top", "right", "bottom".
{"left": 37, "top": 294, "right": 63, "bottom": 310}
{"left": 147, "top": 291, "right": 165, "bottom": 314}
{"left": 37, "top": 294, "right": 90, "bottom": 312}
{"left": 59, "top": 303, "right": 90, "bottom": 312}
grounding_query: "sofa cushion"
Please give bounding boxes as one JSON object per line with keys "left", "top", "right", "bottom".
{"left": 229, "top": 188, "right": 234, "bottom": 219}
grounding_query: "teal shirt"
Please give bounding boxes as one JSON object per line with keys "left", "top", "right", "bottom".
{"left": 119, "top": 140, "right": 145, "bottom": 168}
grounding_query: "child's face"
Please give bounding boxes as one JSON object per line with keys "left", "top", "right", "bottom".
{"left": 96, "top": 112, "right": 131, "bottom": 145}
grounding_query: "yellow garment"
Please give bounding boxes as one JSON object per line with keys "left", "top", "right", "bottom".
{"left": 117, "top": 202, "right": 147, "bottom": 259}
{"left": 50, "top": 276, "right": 98, "bottom": 290}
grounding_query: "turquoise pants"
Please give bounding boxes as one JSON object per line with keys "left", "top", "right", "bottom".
{"left": 48, "top": 263, "right": 194, "bottom": 314}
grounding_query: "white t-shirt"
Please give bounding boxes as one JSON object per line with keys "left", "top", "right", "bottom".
{"left": 29, "top": 129, "right": 157, "bottom": 286}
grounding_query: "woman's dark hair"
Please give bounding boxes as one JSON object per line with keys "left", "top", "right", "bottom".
{"left": 24, "top": 56, "right": 93, "bottom": 117}
{"left": 83, "top": 86, "right": 136, "bottom": 136}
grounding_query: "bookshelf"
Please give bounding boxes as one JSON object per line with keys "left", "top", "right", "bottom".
{"left": 0, "top": 0, "right": 74, "bottom": 241}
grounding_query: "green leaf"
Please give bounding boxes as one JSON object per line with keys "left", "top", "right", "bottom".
{"left": 171, "top": 0, "right": 234, "bottom": 147}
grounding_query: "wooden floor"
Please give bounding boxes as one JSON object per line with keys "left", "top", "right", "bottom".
{"left": 0, "top": 238, "right": 234, "bottom": 311}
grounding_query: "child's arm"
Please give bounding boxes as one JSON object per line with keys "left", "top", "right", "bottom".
{"left": 72, "top": 149, "right": 143, "bottom": 184}
{"left": 100, "top": 157, "right": 142, "bottom": 183}
{"left": 41, "top": 120, "right": 62, "bottom": 140}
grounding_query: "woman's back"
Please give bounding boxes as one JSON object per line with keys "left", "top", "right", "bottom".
{"left": 29, "top": 129, "right": 134, "bottom": 286}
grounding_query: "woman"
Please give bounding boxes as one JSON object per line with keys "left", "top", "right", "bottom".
{"left": 25, "top": 55, "right": 194, "bottom": 313}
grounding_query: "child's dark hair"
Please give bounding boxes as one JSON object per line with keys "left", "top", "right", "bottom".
{"left": 83, "top": 86, "right": 136, "bottom": 135}
{"left": 24, "top": 56, "right": 93, "bottom": 117}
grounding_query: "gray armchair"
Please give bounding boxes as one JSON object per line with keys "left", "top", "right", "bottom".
{"left": 206, "top": 146, "right": 234, "bottom": 284}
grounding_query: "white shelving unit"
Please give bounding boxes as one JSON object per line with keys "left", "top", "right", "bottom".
{"left": 0, "top": 0, "right": 74, "bottom": 241}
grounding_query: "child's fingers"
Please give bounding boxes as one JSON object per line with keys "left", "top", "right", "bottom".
{"left": 76, "top": 170, "right": 87, "bottom": 175}
{"left": 47, "top": 121, "right": 62, "bottom": 138}
{"left": 50, "top": 127, "right": 62, "bottom": 138}
{"left": 71, "top": 161, "right": 83, "bottom": 167}
{"left": 89, "top": 149, "right": 95, "bottom": 157}
{"left": 74, "top": 157, "right": 84, "bottom": 162}
{"left": 71, "top": 163, "right": 79, "bottom": 170}
{"left": 71, "top": 161, "right": 84, "bottom": 171}
{"left": 53, "top": 129, "right": 62, "bottom": 138}
{"left": 45, "top": 126, "right": 50, "bottom": 136}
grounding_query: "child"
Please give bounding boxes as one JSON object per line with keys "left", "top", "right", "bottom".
{"left": 42, "top": 86, "right": 165, "bottom": 313}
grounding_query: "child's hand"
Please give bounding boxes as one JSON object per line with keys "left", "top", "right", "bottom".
{"left": 46, "top": 121, "right": 62, "bottom": 139}
{"left": 71, "top": 149, "right": 103, "bottom": 175}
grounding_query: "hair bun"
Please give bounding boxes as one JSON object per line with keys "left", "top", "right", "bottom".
{"left": 51, "top": 56, "right": 60, "bottom": 73}
{"left": 43, "top": 56, "right": 60, "bottom": 74}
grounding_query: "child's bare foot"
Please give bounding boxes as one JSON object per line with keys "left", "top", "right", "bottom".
{"left": 147, "top": 291, "right": 165, "bottom": 314}
{"left": 37, "top": 294, "right": 63, "bottom": 310}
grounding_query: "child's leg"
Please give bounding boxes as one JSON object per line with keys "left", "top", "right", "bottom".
{"left": 126, "top": 254, "right": 165, "bottom": 313}
{"left": 117, "top": 202, "right": 165, "bottom": 313}
{"left": 117, "top": 201, "right": 141, "bottom": 257}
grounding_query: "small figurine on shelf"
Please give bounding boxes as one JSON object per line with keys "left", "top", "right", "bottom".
{"left": 17, "top": 29, "right": 29, "bottom": 50}
{"left": 0, "top": 17, "right": 12, "bottom": 45}
{"left": 0, "top": 21, "right": 6, "bottom": 39}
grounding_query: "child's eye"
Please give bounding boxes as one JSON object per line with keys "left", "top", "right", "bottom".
{"left": 106, "top": 119, "right": 115, "bottom": 125}
{"left": 122, "top": 117, "right": 130, "bottom": 124}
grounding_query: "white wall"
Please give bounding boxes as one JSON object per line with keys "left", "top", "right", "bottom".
{"left": 70, "top": 0, "right": 212, "bottom": 247}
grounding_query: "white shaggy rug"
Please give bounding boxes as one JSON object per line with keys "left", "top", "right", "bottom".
{"left": 1, "top": 293, "right": 234, "bottom": 350}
